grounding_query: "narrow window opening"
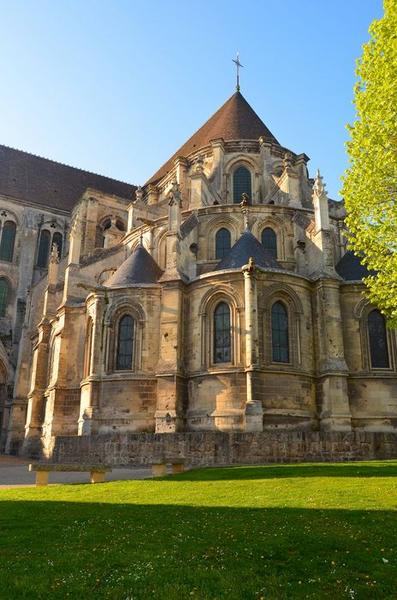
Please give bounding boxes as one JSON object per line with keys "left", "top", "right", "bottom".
{"left": 215, "top": 228, "right": 231, "bottom": 260}
{"left": 0, "top": 221, "right": 16, "bottom": 262}
{"left": 233, "top": 166, "right": 251, "bottom": 203}
{"left": 37, "top": 230, "right": 51, "bottom": 268}
{"left": 368, "top": 310, "right": 389, "bottom": 368}
{"left": 271, "top": 301, "right": 289, "bottom": 363}
{"left": 261, "top": 227, "right": 277, "bottom": 258}
{"left": 116, "top": 315, "right": 135, "bottom": 370}
{"left": 0, "top": 278, "right": 9, "bottom": 317}
{"left": 214, "top": 302, "right": 231, "bottom": 363}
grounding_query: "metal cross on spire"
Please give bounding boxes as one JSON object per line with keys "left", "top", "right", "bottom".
{"left": 232, "top": 52, "right": 243, "bottom": 92}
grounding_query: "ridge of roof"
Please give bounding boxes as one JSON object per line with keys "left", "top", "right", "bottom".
{"left": 215, "top": 229, "right": 282, "bottom": 271}
{"left": 0, "top": 143, "right": 136, "bottom": 212}
{"left": 105, "top": 244, "right": 163, "bottom": 287}
{"left": 146, "top": 91, "right": 280, "bottom": 186}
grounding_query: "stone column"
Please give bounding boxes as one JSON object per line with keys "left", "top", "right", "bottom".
{"left": 147, "top": 184, "right": 159, "bottom": 206}
{"left": 155, "top": 281, "right": 186, "bottom": 432}
{"left": 312, "top": 170, "right": 335, "bottom": 275}
{"left": 82, "top": 196, "right": 99, "bottom": 256}
{"left": 78, "top": 293, "right": 104, "bottom": 436}
{"left": 63, "top": 212, "right": 84, "bottom": 303}
{"left": 21, "top": 319, "right": 52, "bottom": 455}
{"left": 242, "top": 259, "right": 263, "bottom": 431}
{"left": 314, "top": 279, "right": 351, "bottom": 431}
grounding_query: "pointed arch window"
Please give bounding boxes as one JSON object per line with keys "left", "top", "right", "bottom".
{"left": 37, "top": 229, "right": 63, "bottom": 268}
{"left": 215, "top": 228, "right": 231, "bottom": 260}
{"left": 233, "top": 166, "right": 251, "bottom": 203}
{"left": 0, "top": 278, "right": 9, "bottom": 317}
{"left": 261, "top": 227, "right": 277, "bottom": 258}
{"left": 214, "top": 302, "right": 231, "bottom": 363}
{"left": 271, "top": 301, "right": 289, "bottom": 363}
{"left": 368, "top": 310, "right": 389, "bottom": 368}
{"left": 0, "top": 221, "right": 16, "bottom": 262}
{"left": 116, "top": 314, "right": 135, "bottom": 370}
{"left": 37, "top": 230, "right": 51, "bottom": 268}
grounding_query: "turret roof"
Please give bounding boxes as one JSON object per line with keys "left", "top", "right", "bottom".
{"left": 146, "top": 91, "right": 280, "bottom": 185}
{"left": 215, "top": 229, "right": 282, "bottom": 271}
{"left": 335, "top": 250, "right": 374, "bottom": 281}
{"left": 105, "top": 245, "right": 163, "bottom": 287}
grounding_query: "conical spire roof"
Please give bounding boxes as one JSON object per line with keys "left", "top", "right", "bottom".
{"left": 215, "top": 230, "right": 282, "bottom": 271}
{"left": 146, "top": 91, "right": 280, "bottom": 185}
{"left": 105, "top": 245, "right": 163, "bottom": 287}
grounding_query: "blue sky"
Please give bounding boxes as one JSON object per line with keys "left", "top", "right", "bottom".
{"left": 0, "top": 0, "right": 383, "bottom": 199}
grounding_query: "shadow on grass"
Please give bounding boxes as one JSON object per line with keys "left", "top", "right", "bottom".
{"left": 169, "top": 461, "right": 397, "bottom": 481}
{"left": 0, "top": 499, "right": 396, "bottom": 599}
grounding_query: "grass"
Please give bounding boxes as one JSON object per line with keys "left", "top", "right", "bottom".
{"left": 0, "top": 461, "right": 397, "bottom": 599}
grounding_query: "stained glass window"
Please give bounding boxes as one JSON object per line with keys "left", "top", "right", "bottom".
{"left": 37, "top": 230, "right": 51, "bottom": 268}
{"left": 271, "top": 301, "right": 289, "bottom": 363}
{"left": 214, "top": 302, "right": 231, "bottom": 363}
{"left": 215, "top": 228, "right": 231, "bottom": 260}
{"left": 116, "top": 315, "right": 135, "bottom": 370}
{"left": 0, "top": 221, "right": 16, "bottom": 262}
{"left": 0, "top": 278, "right": 9, "bottom": 317}
{"left": 233, "top": 166, "right": 251, "bottom": 204}
{"left": 368, "top": 310, "right": 389, "bottom": 368}
{"left": 261, "top": 228, "right": 277, "bottom": 258}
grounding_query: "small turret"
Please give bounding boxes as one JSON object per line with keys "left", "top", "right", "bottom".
{"left": 313, "top": 169, "right": 330, "bottom": 231}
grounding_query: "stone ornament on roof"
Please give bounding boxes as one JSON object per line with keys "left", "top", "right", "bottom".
{"left": 168, "top": 179, "right": 182, "bottom": 207}
{"left": 135, "top": 185, "right": 143, "bottom": 204}
{"left": 313, "top": 169, "right": 327, "bottom": 198}
{"left": 49, "top": 244, "right": 60, "bottom": 265}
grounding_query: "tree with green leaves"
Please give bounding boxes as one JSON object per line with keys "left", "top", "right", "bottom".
{"left": 342, "top": 0, "right": 397, "bottom": 326}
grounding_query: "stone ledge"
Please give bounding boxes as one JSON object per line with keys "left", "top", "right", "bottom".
{"left": 47, "top": 431, "right": 397, "bottom": 467}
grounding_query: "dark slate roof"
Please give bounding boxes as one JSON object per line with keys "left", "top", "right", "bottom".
{"left": 146, "top": 91, "right": 280, "bottom": 185}
{"left": 105, "top": 245, "right": 163, "bottom": 287}
{"left": 215, "top": 230, "right": 282, "bottom": 271}
{"left": 0, "top": 144, "right": 136, "bottom": 212}
{"left": 335, "top": 250, "right": 374, "bottom": 281}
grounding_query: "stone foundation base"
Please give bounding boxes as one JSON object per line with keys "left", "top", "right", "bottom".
{"left": 46, "top": 430, "right": 397, "bottom": 466}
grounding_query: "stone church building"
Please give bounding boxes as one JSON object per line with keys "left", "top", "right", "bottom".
{"left": 1, "top": 91, "right": 396, "bottom": 457}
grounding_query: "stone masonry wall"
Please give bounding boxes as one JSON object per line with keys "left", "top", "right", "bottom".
{"left": 50, "top": 431, "right": 397, "bottom": 466}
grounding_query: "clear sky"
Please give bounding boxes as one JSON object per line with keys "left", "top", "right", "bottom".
{"left": 0, "top": 0, "right": 383, "bottom": 199}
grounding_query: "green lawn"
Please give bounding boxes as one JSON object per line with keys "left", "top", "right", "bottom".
{"left": 1, "top": 462, "right": 397, "bottom": 599}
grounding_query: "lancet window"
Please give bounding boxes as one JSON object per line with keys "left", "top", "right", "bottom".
{"left": 261, "top": 227, "right": 277, "bottom": 258}
{"left": 215, "top": 228, "right": 231, "bottom": 260}
{"left": 233, "top": 166, "right": 251, "bottom": 203}
{"left": 0, "top": 278, "right": 9, "bottom": 317}
{"left": 116, "top": 314, "right": 135, "bottom": 370}
{"left": 0, "top": 221, "right": 16, "bottom": 262}
{"left": 37, "top": 228, "right": 63, "bottom": 268}
{"left": 368, "top": 309, "right": 389, "bottom": 369}
{"left": 271, "top": 301, "right": 289, "bottom": 363}
{"left": 213, "top": 302, "right": 231, "bottom": 363}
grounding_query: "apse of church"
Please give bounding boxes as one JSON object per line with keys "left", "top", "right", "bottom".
{"left": 2, "top": 90, "right": 397, "bottom": 455}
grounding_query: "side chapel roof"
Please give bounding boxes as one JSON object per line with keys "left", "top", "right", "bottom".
{"left": 146, "top": 91, "right": 280, "bottom": 185}
{"left": 335, "top": 250, "right": 374, "bottom": 281}
{"left": 215, "top": 229, "right": 282, "bottom": 271}
{"left": 105, "top": 244, "right": 163, "bottom": 287}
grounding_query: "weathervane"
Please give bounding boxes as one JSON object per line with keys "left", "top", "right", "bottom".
{"left": 232, "top": 52, "right": 243, "bottom": 92}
